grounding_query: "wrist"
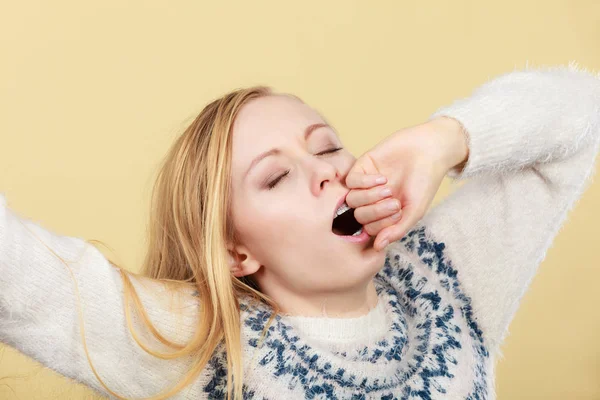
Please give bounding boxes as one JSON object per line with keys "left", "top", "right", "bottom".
{"left": 425, "top": 116, "right": 469, "bottom": 172}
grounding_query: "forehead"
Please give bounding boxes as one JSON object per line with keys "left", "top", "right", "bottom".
{"left": 230, "top": 95, "right": 330, "bottom": 173}
{"left": 232, "top": 94, "right": 325, "bottom": 145}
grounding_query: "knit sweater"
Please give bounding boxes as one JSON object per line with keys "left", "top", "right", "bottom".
{"left": 1, "top": 62, "right": 599, "bottom": 400}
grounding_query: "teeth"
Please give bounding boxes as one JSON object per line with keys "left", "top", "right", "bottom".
{"left": 351, "top": 227, "right": 363, "bottom": 236}
{"left": 335, "top": 201, "right": 350, "bottom": 217}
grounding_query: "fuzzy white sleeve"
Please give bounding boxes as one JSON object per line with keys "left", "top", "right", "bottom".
{"left": 420, "top": 62, "right": 600, "bottom": 355}
{"left": 0, "top": 194, "right": 203, "bottom": 398}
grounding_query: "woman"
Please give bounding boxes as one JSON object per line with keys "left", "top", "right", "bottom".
{"left": 1, "top": 62, "right": 599, "bottom": 400}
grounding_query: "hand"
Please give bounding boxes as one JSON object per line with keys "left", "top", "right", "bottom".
{"left": 345, "top": 116, "right": 468, "bottom": 251}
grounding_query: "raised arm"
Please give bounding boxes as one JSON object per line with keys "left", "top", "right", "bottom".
{"left": 419, "top": 62, "right": 600, "bottom": 355}
{"left": 0, "top": 193, "right": 201, "bottom": 398}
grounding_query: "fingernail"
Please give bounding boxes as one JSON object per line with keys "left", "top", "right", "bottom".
{"left": 380, "top": 187, "right": 392, "bottom": 197}
{"left": 390, "top": 211, "right": 401, "bottom": 220}
{"left": 375, "top": 176, "right": 387, "bottom": 184}
{"left": 386, "top": 200, "right": 400, "bottom": 211}
{"left": 378, "top": 239, "right": 389, "bottom": 249}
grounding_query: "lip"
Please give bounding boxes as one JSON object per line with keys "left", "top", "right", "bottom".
{"left": 334, "top": 227, "right": 371, "bottom": 244}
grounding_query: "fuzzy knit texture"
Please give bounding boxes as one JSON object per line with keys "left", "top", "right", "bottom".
{"left": 1, "top": 62, "right": 600, "bottom": 400}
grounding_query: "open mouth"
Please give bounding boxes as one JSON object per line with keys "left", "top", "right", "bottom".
{"left": 332, "top": 202, "right": 363, "bottom": 236}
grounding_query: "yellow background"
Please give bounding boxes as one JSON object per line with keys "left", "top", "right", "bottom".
{"left": 1, "top": 1, "right": 599, "bottom": 399}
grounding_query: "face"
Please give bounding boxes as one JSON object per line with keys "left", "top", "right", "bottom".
{"left": 228, "top": 94, "right": 385, "bottom": 306}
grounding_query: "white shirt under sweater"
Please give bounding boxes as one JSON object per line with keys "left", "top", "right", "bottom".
{"left": 1, "top": 62, "right": 599, "bottom": 399}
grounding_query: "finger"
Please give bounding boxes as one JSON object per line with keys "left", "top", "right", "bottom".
{"left": 362, "top": 209, "right": 402, "bottom": 236}
{"left": 374, "top": 204, "right": 422, "bottom": 251}
{"left": 345, "top": 173, "right": 387, "bottom": 189}
{"left": 353, "top": 198, "right": 401, "bottom": 226}
{"left": 346, "top": 185, "right": 393, "bottom": 209}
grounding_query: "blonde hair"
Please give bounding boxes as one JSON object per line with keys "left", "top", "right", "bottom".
{"left": 24, "top": 86, "right": 285, "bottom": 400}
{"left": 128, "top": 85, "right": 282, "bottom": 399}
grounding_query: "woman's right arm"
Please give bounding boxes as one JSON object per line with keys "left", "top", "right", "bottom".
{"left": 0, "top": 193, "right": 201, "bottom": 398}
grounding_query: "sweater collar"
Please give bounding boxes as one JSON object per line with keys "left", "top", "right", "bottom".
{"left": 239, "top": 275, "right": 394, "bottom": 348}
{"left": 280, "top": 296, "right": 388, "bottom": 344}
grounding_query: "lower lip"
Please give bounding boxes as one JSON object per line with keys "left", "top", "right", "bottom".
{"left": 335, "top": 228, "right": 371, "bottom": 244}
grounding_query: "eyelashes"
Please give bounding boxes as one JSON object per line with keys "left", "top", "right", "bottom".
{"left": 266, "top": 170, "right": 289, "bottom": 190}
{"left": 265, "top": 147, "right": 343, "bottom": 190}
{"left": 317, "top": 147, "right": 343, "bottom": 156}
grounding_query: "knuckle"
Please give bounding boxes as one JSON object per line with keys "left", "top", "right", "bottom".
{"left": 370, "top": 187, "right": 382, "bottom": 202}
{"left": 364, "top": 224, "right": 377, "bottom": 236}
{"left": 371, "top": 206, "right": 384, "bottom": 221}
{"left": 388, "top": 209, "right": 402, "bottom": 222}
{"left": 379, "top": 220, "right": 393, "bottom": 232}
{"left": 345, "top": 192, "right": 356, "bottom": 207}
{"left": 353, "top": 207, "right": 367, "bottom": 223}
{"left": 354, "top": 206, "right": 373, "bottom": 225}
{"left": 378, "top": 201, "right": 396, "bottom": 217}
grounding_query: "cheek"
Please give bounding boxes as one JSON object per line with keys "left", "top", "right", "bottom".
{"left": 233, "top": 200, "right": 282, "bottom": 242}
{"left": 235, "top": 200, "right": 314, "bottom": 246}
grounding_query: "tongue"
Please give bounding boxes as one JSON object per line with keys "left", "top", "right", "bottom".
{"left": 332, "top": 227, "right": 346, "bottom": 236}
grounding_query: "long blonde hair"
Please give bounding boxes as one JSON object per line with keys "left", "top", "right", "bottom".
{"left": 132, "top": 85, "right": 282, "bottom": 399}
{"left": 41, "top": 86, "right": 284, "bottom": 400}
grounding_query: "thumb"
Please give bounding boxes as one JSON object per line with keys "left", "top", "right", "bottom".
{"left": 345, "top": 159, "right": 367, "bottom": 188}
{"left": 346, "top": 154, "right": 384, "bottom": 189}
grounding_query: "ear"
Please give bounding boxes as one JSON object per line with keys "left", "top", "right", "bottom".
{"left": 228, "top": 244, "right": 261, "bottom": 278}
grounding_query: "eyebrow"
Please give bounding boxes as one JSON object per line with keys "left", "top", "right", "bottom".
{"left": 243, "top": 122, "right": 331, "bottom": 180}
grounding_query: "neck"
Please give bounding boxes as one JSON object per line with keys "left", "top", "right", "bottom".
{"left": 261, "top": 278, "right": 379, "bottom": 318}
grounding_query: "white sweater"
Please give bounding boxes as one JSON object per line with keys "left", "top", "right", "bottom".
{"left": 1, "top": 62, "right": 599, "bottom": 399}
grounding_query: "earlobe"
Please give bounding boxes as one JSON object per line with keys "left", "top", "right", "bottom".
{"left": 228, "top": 251, "right": 241, "bottom": 276}
{"left": 230, "top": 262, "right": 260, "bottom": 278}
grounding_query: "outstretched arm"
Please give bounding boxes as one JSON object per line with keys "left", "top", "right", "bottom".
{"left": 0, "top": 193, "right": 201, "bottom": 398}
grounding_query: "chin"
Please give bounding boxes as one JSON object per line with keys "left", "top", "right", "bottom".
{"left": 362, "top": 242, "right": 387, "bottom": 271}
{"left": 351, "top": 250, "right": 387, "bottom": 279}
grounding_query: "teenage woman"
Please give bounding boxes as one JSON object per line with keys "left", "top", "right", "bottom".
{"left": 1, "top": 63, "right": 599, "bottom": 399}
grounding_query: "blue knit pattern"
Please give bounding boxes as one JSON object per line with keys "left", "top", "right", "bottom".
{"left": 203, "top": 225, "right": 490, "bottom": 399}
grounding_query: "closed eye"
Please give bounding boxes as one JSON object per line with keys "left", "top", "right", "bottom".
{"left": 265, "top": 147, "right": 343, "bottom": 190}
{"left": 266, "top": 170, "right": 290, "bottom": 190}
{"left": 317, "top": 147, "right": 343, "bottom": 156}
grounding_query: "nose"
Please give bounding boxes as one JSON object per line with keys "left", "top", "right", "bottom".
{"left": 310, "top": 158, "right": 340, "bottom": 196}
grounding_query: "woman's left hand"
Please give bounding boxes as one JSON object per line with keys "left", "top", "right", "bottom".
{"left": 345, "top": 116, "right": 468, "bottom": 251}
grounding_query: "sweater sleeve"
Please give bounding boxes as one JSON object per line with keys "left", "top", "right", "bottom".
{"left": 0, "top": 194, "right": 202, "bottom": 398}
{"left": 419, "top": 62, "right": 600, "bottom": 356}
